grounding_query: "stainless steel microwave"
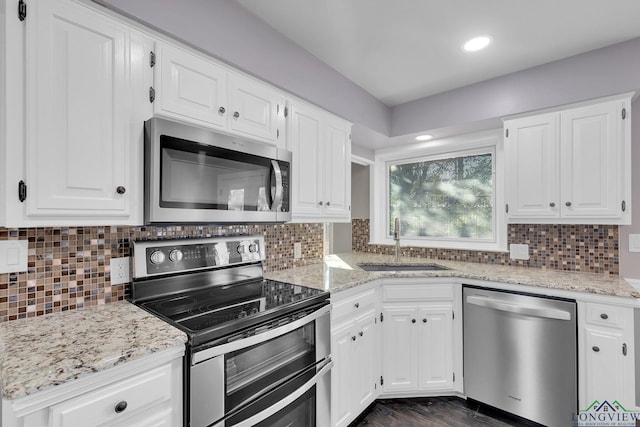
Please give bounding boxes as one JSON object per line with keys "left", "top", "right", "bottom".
{"left": 144, "top": 118, "right": 291, "bottom": 224}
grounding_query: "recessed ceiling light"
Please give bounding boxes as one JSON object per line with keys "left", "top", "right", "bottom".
{"left": 415, "top": 134, "right": 433, "bottom": 141}
{"left": 463, "top": 36, "right": 492, "bottom": 52}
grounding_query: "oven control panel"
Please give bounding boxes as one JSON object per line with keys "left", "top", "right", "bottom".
{"left": 132, "top": 236, "right": 265, "bottom": 278}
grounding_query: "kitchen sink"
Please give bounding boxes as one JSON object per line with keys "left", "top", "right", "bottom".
{"left": 357, "top": 263, "right": 449, "bottom": 272}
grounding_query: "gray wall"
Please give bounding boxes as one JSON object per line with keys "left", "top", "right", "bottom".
{"left": 93, "top": 0, "right": 391, "bottom": 142}
{"left": 351, "top": 163, "right": 370, "bottom": 219}
{"left": 620, "top": 97, "right": 640, "bottom": 279}
{"left": 391, "top": 37, "right": 640, "bottom": 137}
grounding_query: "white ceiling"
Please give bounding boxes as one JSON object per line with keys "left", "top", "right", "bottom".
{"left": 236, "top": 0, "right": 640, "bottom": 107}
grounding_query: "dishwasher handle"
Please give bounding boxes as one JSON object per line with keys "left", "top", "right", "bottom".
{"left": 466, "top": 295, "right": 572, "bottom": 321}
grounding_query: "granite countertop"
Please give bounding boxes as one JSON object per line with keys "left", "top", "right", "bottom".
{"left": 0, "top": 300, "right": 188, "bottom": 400}
{"left": 264, "top": 252, "right": 640, "bottom": 300}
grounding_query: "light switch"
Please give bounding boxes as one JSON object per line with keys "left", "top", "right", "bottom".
{"left": 509, "top": 243, "right": 530, "bottom": 260}
{"left": 629, "top": 234, "right": 640, "bottom": 253}
{"left": 0, "top": 240, "right": 28, "bottom": 273}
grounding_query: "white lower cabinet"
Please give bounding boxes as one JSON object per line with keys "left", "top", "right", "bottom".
{"left": 331, "top": 286, "right": 379, "bottom": 427}
{"left": 578, "top": 301, "right": 636, "bottom": 412}
{"left": 1, "top": 347, "right": 184, "bottom": 427}
{"left": 381, "top": 284, "right": 457, "bottom": 394}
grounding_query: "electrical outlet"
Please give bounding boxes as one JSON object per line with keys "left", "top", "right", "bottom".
{"left": 509, "top": 244, "right": 530, "bottom": 260}
{"left": 110, "top": 257, "right": 130, "bottom": 285}
{"left": 294, "top": 242, "right": 302, "bottom": 260}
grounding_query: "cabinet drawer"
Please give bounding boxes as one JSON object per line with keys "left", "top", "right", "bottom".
{"left": 332, "top": 289, "right": 376, "bottom": 323}
{"left": 584, "top": 302, "right": 632, "bottom": 330}
{"left": 383, "top": 284, "right": 453, "bottom": 302}
{"left": 49, "top": 364, "right": 172, "bottom": 426}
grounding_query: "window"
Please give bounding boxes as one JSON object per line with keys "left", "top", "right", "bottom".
{"left": 371, "top": 130, "right": 505, "bottom": 251}
{"left": 388, "top": 152, "right": 493, "bottom": 241}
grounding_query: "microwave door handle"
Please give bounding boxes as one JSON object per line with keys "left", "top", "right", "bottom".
{"left": 270, "top": 160, "right": 283, "bottom": 212}
{"left": 228, "top": 359, "right": 334, "bottom": 427}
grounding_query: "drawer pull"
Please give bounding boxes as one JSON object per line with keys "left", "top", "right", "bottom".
{"left": 423, "top": 318, "right": 427, "bottom": 323}
{"left": 359, "top": 331, "right": 364, "bottom": 337}
{"left": 623, "top": 343, "right": 627, "bottom": 356}
{"left": 412, "top": 319, "right": 416, "bottom": 324}
{"left": 354, "top": 303, "right": 359, "bottom": 309}
{"left": 351, "top": 336, "right": 356, "bottom": 341}
{"left": 592, "top": 346, "right": 600, "bottom": 352}
{"left": 114, "top": 401, "right": 128, "bottom": 413}
{"left": 600, "top": 313, "right": 608, "bottom": 320}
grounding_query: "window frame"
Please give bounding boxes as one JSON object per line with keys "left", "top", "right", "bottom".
{"left": 371, "top": 129, "right": 507, "bottom": 252}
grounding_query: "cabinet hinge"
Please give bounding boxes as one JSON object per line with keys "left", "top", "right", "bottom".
{"left": 18, "top": 0, "right": 26, "bottom": 21}
{"left": 380, "top": 312, "right": 384, "bottom": 322}
{"left": 18, "top": 180, "right": 27, "bottom": 202}
{"left": 622, "top": 108, "right": 627, "bottom": 120}
{"left": 149, "top": 51, "right": 156, "bottom": 68}
{"left": 149, "top": 86, "right": 155, "bottom": 103}
{"left": 622, "top": 200, "right": 626, "bottom": 212}
{"left": 284, "top": 106, "right": 288, "bottom": 118}
{"left": 505, "top": 203, "right": 509, "bottom": 214}
{"left": 505, "top": 128, "right": 509, "bottom": 138}
{"left": 380, "top": 376, "right": 384, "bottom": 386}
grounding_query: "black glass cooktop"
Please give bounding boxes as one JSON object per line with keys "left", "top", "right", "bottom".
{"left": 139, "top": 278, "right": 329, "bottom": 346}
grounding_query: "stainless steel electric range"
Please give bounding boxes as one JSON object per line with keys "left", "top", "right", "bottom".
{"left": 130, "top": 236, "right": 332, "bottom": 427}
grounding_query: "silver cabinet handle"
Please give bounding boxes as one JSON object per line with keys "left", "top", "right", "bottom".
{"left": 218, "top": 106, "right": 226, "bottom": 114}
{"left": 326, "top": 201, "right": 331, "bottom": 206}
{"left": 623, "top": 343, "right": 627, "bottom": 356}
{"left": 354, "top": 303, "right": 359, "bottom": 308}
{"left": 359, "top": 331, "right": 364, "bottom": 337}
{"left": 116, "top": 186, "right": 126, "bottom": 195}
{"left": 600, "top": 313, "right": 608, "bottom": 320}
{"left": 466, "top": 295, "right": 572, "bottom": 320}
{"left": 412, "top": 319, "right": 416, "bottom": 324}
{"left": 592, "top": 346, "right": 600, "bottom": 352}
{"left": 318, "top": 201, "right": 323, "bottom": 206}
{"left": 114, "top": 401, "right": 128, "bottom": 413}
{"left": 549, "top": 202, "right": 555, "bottom": 207}
{"left": 566, "top": 201, "right": 572, "bottom": 207}
{"left": 233, "top": 111, "right": 240, "bottom": 119}
{"left": 423, "top": 318, "right": 427, "bottom": 323}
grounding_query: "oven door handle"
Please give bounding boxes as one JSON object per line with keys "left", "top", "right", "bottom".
{"left": 269, "top": 160, "right": 283, "bottom": 212}
{"left": 193, "top": 304, "right": 330, "bottom": 364}
{"left": 223, "top": 358, "right": 333, "bottom": 427}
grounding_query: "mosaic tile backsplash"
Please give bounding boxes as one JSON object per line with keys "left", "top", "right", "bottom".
{"left": 0, "top": 223, "right": 324, "bottom": 322}
{"left": 352, "top": 218, "right": 619, "bottom": 275}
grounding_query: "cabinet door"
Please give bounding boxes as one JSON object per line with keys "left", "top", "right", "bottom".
{"left": 25, "top": 0, "right": 131, "bottom": 217}
{"left": 418, "top": 305, "right": 453, "bottom": 391}
{"left": 331, "top": 322, "right": 355, "bottom": 427}
{"left": 156, "top": 43, "right": 228, "bottom": 129}
{"left": 382, "top": 306, "right": 419, "bottom": 392}
{"left": 288, "top": 102, "right": 323, "bottom": 217}
{"left": 581, "top": 327, "right": 628, "bottom": 406}
{"left": 561, "top": 101, "right": 622, "bottom": 218}
{"left": 228, "top": 74, "right": 285, "bottom": 144}
{"left": 323, "top": 116, "right": 351, "bottom": 219}
{"left": 353, "top": 311, "right": 377, "bottom": 411}
{"left": 504, "top": 113, "right": 560, "bottom": 218}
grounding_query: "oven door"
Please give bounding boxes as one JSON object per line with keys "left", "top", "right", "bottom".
{"left": 145, "top": 117, "right": 291, "bottom": 224}
{"left": 190, "top": 305, "right": 331, "bottom": 427}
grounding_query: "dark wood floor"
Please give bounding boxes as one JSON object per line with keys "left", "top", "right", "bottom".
{"left": 350, "top": 397, "right": 542, "bottom": 427}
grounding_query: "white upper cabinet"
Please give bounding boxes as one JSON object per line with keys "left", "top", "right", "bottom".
{"left": 504, "top": 93, "right": 632, "bottom": 224}
{"left": 155, "top": 42, "right": 228, "bottom": 129}
{"left": 228, "top": 73, "right": 286, "bottom": 145}
{"left": 287, "top": 101, "right": 352, "bottom": 222}
{"left": 153, "top": 42, "right": 286, "bottom": 146}
{"left": 0, "top": 0, "right": 150, "bottom": 226}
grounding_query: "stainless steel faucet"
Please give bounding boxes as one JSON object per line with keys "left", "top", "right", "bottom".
{"left": 393, "top": 217, "right": 400, "bottom": 261}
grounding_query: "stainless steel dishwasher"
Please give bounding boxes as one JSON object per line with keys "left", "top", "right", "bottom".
{"left": 463, "top": 286, "right": 577, "bottom": 427}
